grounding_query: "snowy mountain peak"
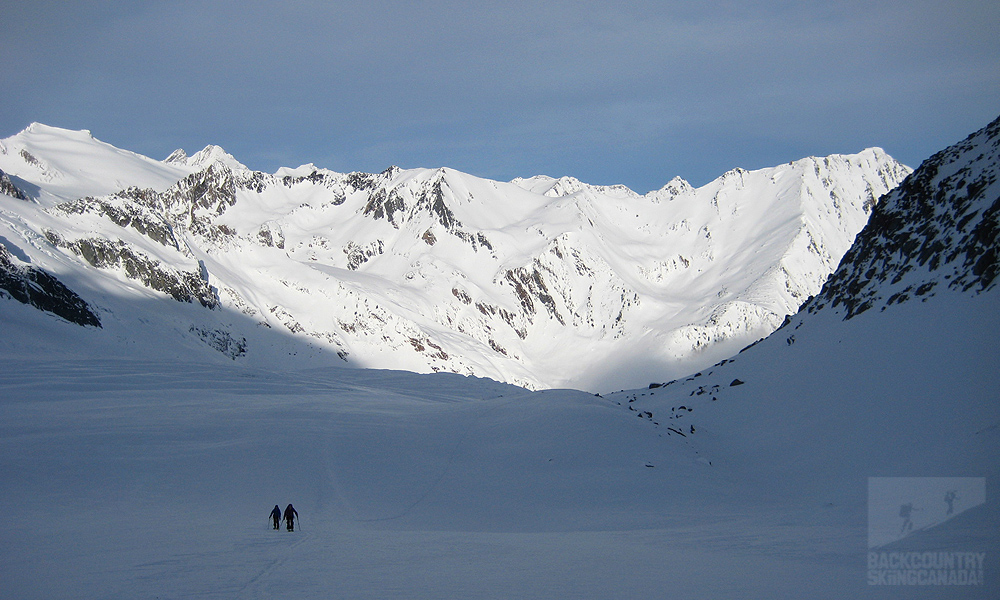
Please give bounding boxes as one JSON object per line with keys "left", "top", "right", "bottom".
{"left": 541, "top": 176, "right": 589, "bottom": 197}
{"left": 275, "top": 163, "right": 318, "bottom": 177}
{"left": 164, "top": 148, "right": 188, "bottom": 164}
{"left": 160, "top": 143, "right": 248, "bottom": 172}
{"left": 0, "top": 124, "right": 195, "bottom": 205}
{"left": 23, "top": 122, "right": 93, "bottom": 139}
{"left": 509, "top": 174, "right": 640, "bottom": 200}
{"left": 184, "top": 144, "right": 249, "bottom": 172}
{"left": 653, "top": 175, "right": 695, "bottom": 199}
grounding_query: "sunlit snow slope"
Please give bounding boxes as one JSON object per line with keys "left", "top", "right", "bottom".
{"left": 0, "top": 123, "right": 909, "bottom": 390}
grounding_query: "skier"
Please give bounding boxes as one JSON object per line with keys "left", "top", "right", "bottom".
{"left": 284, "top": 503, "right": 299, "bottom": 532}
{"left": 270, "top": 505, "right": 282, "bottom": 530}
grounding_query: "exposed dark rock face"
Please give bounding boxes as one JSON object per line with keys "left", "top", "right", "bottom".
{"left": 345, "top": 170, "right": 381, "bottom": 191}
{"left": 416, "top": 178, "right": 460, "bottom": 230}
{"left": 18, "top": 149, "right": 42, "bottom": 168}
{"left": 808, "top": 114, "right": 1000, "bottom": 319}
{"left": 0, "top": 244, "right": 101, "bottom": 327}
{"left": 280, "top": 168, "right": 341, "bottom": 190}
{"left": 0, "top": 168, "right": 28, "bottom": 200}
{"left": 505, "top": 265, "right": 565, "bottom": 325}
{"left": 362, "top": 172, "right": 465, "bottom": 233}
{"left": 363, "top": 187, "right": 407, "bottom": 226}
{"left": 189, "top": 325, "right": 247, "bottom": 359}
{"left": 53, "top": 188, "right": 180, "bottom": 249}
{"left": 161, "top": 164, "right": 239, "bottom": 240}
{"left": 45, "top": 233, "right": 217, "bottom": 308}
{"left": 257, "top": 223, "right": 285, "bottom": 249}
{"left": 345, "top": 240, "right": 384, "bottom": 271}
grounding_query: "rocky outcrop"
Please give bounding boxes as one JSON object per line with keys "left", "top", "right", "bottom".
{"left": 45, "top": 232, "right": 217, "bottom": 308}
{"left": 53, "top": 188, "right": 180, "bottom": 249}
{"left": 0, "top": 168, "right": 28, "bottom": 201}
{"left": 363, "top": 171, "right": 463, "bottom": 232}
{"left": 0, "top": 244, "right": 101, "bottom": 327}
{"left": 189, "top": 325, "right": 247, "bottom": 359}
{"left": 160, "top": 164, "right": 239, "bottom": 240}
{"left": 809, "top": 114, "right": 1000, "bottom": 318}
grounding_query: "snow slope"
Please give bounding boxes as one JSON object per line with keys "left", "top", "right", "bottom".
{"left": 1, "top": 115, "right": 997, "bottom": 598}
{"left": 0, "top": 123, "right": 194, "bottom": 205}
{"left": 0, "top": 124, "right": 910, "bottom": 391}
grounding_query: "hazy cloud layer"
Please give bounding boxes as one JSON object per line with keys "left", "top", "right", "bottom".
{"left": 2, "top": 0, "right": 997, "bottom": 190}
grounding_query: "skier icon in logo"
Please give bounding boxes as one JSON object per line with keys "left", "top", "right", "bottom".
{"left": 944, "top": 490, "right": 958, "bottom": 515}
{"left": 899, "top": 502, "right": 917, "bottom": 535}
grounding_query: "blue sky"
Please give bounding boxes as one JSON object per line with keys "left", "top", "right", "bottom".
{"left": 2, "top": 0, "right": 998, "bottom": 192}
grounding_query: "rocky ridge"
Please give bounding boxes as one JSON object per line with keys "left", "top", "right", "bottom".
{"left": 807, "top": 114, "right": 1000, "bottom": 318}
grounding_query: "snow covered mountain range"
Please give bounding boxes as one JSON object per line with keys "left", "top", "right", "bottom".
{"left": 0, "top": 123, "right": 910, "bottom": 390}
{"left": 1, "top": 115, "right": 997, "bottom": 599}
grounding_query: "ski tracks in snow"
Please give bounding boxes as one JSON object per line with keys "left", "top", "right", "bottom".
{"left": 234, "top": 526, "right": 312, "bottom": 599}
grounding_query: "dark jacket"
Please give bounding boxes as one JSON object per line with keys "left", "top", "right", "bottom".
{"left": 283, "top": 504, "right": 298, "bottom": 522}
{"left": 270, "top": 505, "right": 281, "bottom": 520}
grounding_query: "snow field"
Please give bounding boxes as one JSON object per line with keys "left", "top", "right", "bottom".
{"left": 0, "top": 359, "right": 857, "bottom": 599}
{"left": 3, "top": 280, "right": 997, "bottom": 600}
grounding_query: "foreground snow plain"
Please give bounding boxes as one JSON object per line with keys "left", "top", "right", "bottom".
{"left": 1, "top": 283, "right": 996, "bottom": 599}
